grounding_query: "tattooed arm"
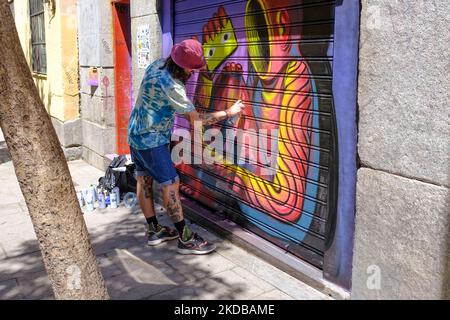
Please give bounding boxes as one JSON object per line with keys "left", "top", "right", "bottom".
{"left": 198, "top": 110, "right": 228, "bottom": 126}
{"left": 187, "top": 100, "right": 245, "bottom": 127}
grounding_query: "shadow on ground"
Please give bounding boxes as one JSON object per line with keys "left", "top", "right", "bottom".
{"left": 0, "top": 154, "right": 304, "bottom": 300}
{"left": 0, "top": 141, "right": 11, "bottom": 165}
{"left": 0, "top": 205, "right": 249, "bottom": 300}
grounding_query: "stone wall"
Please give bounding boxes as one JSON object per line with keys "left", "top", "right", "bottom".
{"left": 130, "top": 0, "right": 163, "bottom": 103}
{"left": 77, "top": 0, "right": 116, "bottom": 169}
{"left": 353, "top": 0, "right": 450, "bottom": 299}
{"left": 13, "top": 0, "right": 81, "bottom": 160}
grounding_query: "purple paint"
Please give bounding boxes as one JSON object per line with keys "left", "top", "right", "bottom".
{"left": 323, "top": 0, "right": 360, "bottom": 290}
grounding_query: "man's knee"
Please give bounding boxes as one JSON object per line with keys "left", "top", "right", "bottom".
{"left": 162, "top": 180, "right": 180, "bottom": 193}
{"left": 137, "top": 175, "right": 153, "bottom": 183}
{"left": 136, "top": 176, "right": 145, "bottom": 185}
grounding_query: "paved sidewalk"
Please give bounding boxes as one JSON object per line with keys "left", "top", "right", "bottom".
{"left": 0, "top": 144, "right": 330, "bottom": 299}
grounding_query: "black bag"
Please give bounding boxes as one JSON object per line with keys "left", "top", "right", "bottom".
{"left": 98, "top": 155, "right": 137, "bottom": 197}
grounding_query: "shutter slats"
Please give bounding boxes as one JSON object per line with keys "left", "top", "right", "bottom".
{"left": 173, "top": 0, "right": 338, "bottom": 269}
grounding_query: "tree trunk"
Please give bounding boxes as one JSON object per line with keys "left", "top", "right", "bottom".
{"left": 0, "top": 1, "right": 109, "bottom": 299}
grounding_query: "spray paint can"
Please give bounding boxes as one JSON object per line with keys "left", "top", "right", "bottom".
{"left": 110, "top": 191, "right": 118, "bottom": 209}
{"left": 97, "top": 186, "right": 103, "bottom": 200}
{"left": 85, "top": 192, "right": 95, "bottom": 212}
{"left": 82, "top": 188, "right": 89, "bottom": 201}
{"left": 97, "top": 191, "right": 106, "bottom": 209}
{"left": 89, "top": 185, "right": 97, "bottom": 202}
{"left": 104, "top": 190, "right": 110, "bottom": 206}
{"left": 76, "top": 191, "right": 84, "bottom": 207}
{"left": 112, "top": 187, "right": 120, "bottom": 204}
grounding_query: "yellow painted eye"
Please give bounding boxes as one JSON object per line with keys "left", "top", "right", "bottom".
{"left": 221, "top": 32, "right": 231, "bottom": 44}
{"left": 206, "top": 47, "right": 216, "bottom": 58}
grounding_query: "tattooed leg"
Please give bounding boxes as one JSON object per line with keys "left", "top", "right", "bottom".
{"left": 136, "top": 175, "right": 156, "bottom": 218}
{"left": 162, "top": 181, "right": 184, "bottom": 223}
{"left": 143, "top": 176, "right": 153, "bottom": 199}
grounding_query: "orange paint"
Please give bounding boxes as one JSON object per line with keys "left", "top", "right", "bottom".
{"left": 113, "top": 0, "right": 131, "bottom": 155}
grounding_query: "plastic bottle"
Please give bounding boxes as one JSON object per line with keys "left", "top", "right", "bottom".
{"left": 123, "top": 192, "right": 137, "bottom": 209}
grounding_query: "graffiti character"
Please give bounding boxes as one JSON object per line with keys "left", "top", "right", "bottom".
{"left": 179, "top": 6, "right": 242, "bottom": 202}
{"left": 182, "top": 1, "right": 319, "bottom": 224}
{"left": 228, "top": 0, "right": 317, "bottom": 223}
{"left": 193, "top": 5, "right": 238, "bottom": 110}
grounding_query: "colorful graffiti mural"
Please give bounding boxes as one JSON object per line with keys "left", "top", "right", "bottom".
{"left": 173, "top": 0, "right": 338, "bottom": 267}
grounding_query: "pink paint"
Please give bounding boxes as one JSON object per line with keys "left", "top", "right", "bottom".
{"left": 102, "top": 76, "right": 110, "bottom": 97}
{"left": 102, "top": 76, "right": 110, "bottom": 88}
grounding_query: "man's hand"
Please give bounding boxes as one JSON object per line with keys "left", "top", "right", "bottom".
{"left": 226, "top": 100, "right": 245, "bottom": 117}
{"left": 187, "top": 100, "right": 246, "bottom": 127}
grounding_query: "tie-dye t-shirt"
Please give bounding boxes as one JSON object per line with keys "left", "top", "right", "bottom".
{"left": 127, "top": 59, "right": 195, "bottom": 150}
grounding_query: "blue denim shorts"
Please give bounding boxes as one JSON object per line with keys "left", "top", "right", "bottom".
{"left": 130, "top": 144, "right": 179, "bottom": 186}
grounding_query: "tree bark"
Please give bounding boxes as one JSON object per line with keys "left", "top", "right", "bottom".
{"left": 0, "top": 1, "right": 109, "bottom": 299}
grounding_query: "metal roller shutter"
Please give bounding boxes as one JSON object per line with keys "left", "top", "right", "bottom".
{"left": 172, "top": 0, "right": 338, "bottom": 269}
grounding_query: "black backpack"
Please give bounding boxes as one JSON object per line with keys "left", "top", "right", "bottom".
{"left": 98, "top": 155, "right": 137, "bottom": 197}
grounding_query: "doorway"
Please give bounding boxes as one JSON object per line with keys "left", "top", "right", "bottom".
{"left": 112, "top": 0, "right": 131, "bottom": 155}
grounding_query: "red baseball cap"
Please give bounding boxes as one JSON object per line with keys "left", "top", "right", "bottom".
{"left": 170, "top": 39, "right": 206, "bottom": 70}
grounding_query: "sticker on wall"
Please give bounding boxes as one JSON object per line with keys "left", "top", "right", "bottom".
{"left": 137, "top": 25, "right": 151, "bottom": 69}
{"left": 87, "top": 67, "right": 98, "bottom": 86}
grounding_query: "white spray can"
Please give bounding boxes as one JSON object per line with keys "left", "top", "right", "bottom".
{"left": 110, "top": 191, "right": 118, "bottom": 209}
{"left": 85, "top": 192, "right": 95, "bottom": 212}
{"left": 98, "top": 191, "right": 106, "bottom": 209}
{"left": 89, "top": 185, "right": 97, "bottom": 202}
{"left": 112, "top": 187, "right": 120, "bottom": 204}
{"left": 76, "top": 191, "right": 84, "bottom": 207}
